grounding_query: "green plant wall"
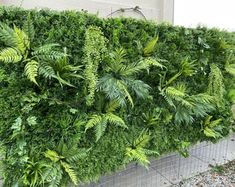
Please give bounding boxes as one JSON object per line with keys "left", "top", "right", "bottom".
{"left": 0, "top": 6, "right": 234, "bottom": 186}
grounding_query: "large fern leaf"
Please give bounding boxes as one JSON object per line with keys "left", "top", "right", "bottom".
{"left": 13, "top": 25, "right": 30, "bottom": 55}
{"left": 0, "top": 47, "right": 22, "bottom": 63}
{"left": 43, "top": 165, "right": 63, "bottom": 187}
{"left": 165, "top": 86, "right": 186, "bottom": 98}
{"left": 38, "top": 62, "right": 56, "bottom": 79}
{"left": 60, "top": 161, "right": 78, "bottom": 185}
{"left": 44, "top": 150, "right": 63, "bottom": 162}
{"left": 125, "top": 148, "right": 150, "bottom": 167}
{"left": 95, "top": 120, "right": 107, "bottom": 142}
{"left": 24, "top": 60, "right": 39, "bottom": 85}
{"left": 22, "top": 14, "right": 35, "bottom": 42}
{"left": 0, "top": 22, "right": 18, "bottom": 47}
{"left": 134, "top": 130, "right": 151, "bottom": 148}
{"left": 33, "top": 43, "right": 60, "bottom": 55}
{"left": 225, "top": 63, "right": 235, "bottom": 76}
{"left": 104, "top": 113, "right": 127, "bottom": 128}
{"left": 85, "top": 114, "right": 102, "bottom": 131}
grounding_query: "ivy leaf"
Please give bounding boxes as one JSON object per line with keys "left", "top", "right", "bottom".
{"left": 69, "top": 108, "right": 78, "bottom": 114}
{"left": 27, "top": 116, "right": 37, "bottom": 126}
{"left": 11, "top": 117, "right": 22, "bottom": 131}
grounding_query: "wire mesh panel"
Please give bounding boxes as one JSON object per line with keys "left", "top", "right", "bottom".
{"left": 79, "top": 137, "right": 234, "bottom": 187}
{"left": 150, "top": 153, "right": 180, "bottom": 184}
{"left": 190, "top": 139, "right": 228, "bottom": 166}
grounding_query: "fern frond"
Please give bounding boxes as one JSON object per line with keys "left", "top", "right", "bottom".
{"left": 0, "top": 47, "right": 22, "bottom": 63}
{"left": 165, "top": 86, "right": 186, "bottom": 98}
{"left": 33, "top": 44, "right": 64, "bottom": 61}
{"left": 142, "top": 148, "right": 159, "bottom": 156}
{"left": 60, "top": 161, "right": 78, "bottom": 185}
{"left": 33, "top": 43, "right": 60, "bottom": 55}
{"left": 0, "top": 22, "right": 18, "bottom": 47}
{"left": 43, "top": 164, "right": 62, "bottom": 187}
{"left": 13, "top": 25, "right": 30, "bottom": 55}
{"left": 141, "top": 57, "right": 164, "bottom": 69}
{"left": 125, "top": 148, "right": 150, "bottom": 167}
{"left": 210, "top": 118, "right": 222, "bottom": 128}
{"left": 143, "top": 36, "right": 158, "bottom": 56}
{"left": 95, "top": 120, "right": 107, "bottom": 142}
{"left": 204, "top": 116, "right": 222, "bottom": 128}
{"left": 24, "top": 60, "right": 39, "bottom": 85}
{"left": 134, "top": 130, "right": 151, "bottom": 148}
{"left": 175, "top": 107, "right": 194, "bottom": 124}
{"left": 38, "top": 62, "right": 56, "bottom": 79}
{"left": 37, "top": 51, "right": 64, "bottom": 61}
{"left": 23, "top": 13, "right": 35, "bottom": 42}
{"left": 195, "top": 94, "right": 214, "bottom": 113}
{"left": 66, "top": 148, "right": 89, "bottom": 163}
{"left": 105, "top": 100, "right": 120, "bottom": 113}
{"left": 104, "top": 113, "right": 127, "bottom": 128}
{"left": 203, "top": 127, "right": 217, "bottom": 138}
{"left": 225, "top": 63, "right": 235, "bottom": 76}
{"left": 44, "top": 150, "right": 63, "bottom": 162}
{"left": 85, "top": 114, "right": 102, "bottom": 131}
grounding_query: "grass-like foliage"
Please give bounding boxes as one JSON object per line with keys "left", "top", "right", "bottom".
{"left": 0, "top": 6, "right": 234, "bottom": 187}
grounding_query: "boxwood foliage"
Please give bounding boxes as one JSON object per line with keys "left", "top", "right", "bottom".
{"left": 0, "top": 6, "right": 235, "bottom": 186}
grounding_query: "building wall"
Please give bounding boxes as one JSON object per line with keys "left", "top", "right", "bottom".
{"left": 0, "top": 0, "right": 174, "bottom": 23}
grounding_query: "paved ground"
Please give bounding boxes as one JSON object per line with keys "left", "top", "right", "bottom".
{"left": 80, "top": 134, "right": 235, "bottom": 187}
{"left": 172, "top": 159, "right": 235, "bottom": 187}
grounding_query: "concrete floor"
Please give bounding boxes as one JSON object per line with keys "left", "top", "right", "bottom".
{"left": 80, "top": 134, "right": 235, "bottom": 187}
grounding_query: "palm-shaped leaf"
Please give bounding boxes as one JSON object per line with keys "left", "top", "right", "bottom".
{"left": 98, "top": 49, "right": 156, "bottom": 107}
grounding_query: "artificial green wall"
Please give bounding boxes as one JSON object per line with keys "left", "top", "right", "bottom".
{"left": 0, "top": 6, "right": 234, "bottom": 186}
